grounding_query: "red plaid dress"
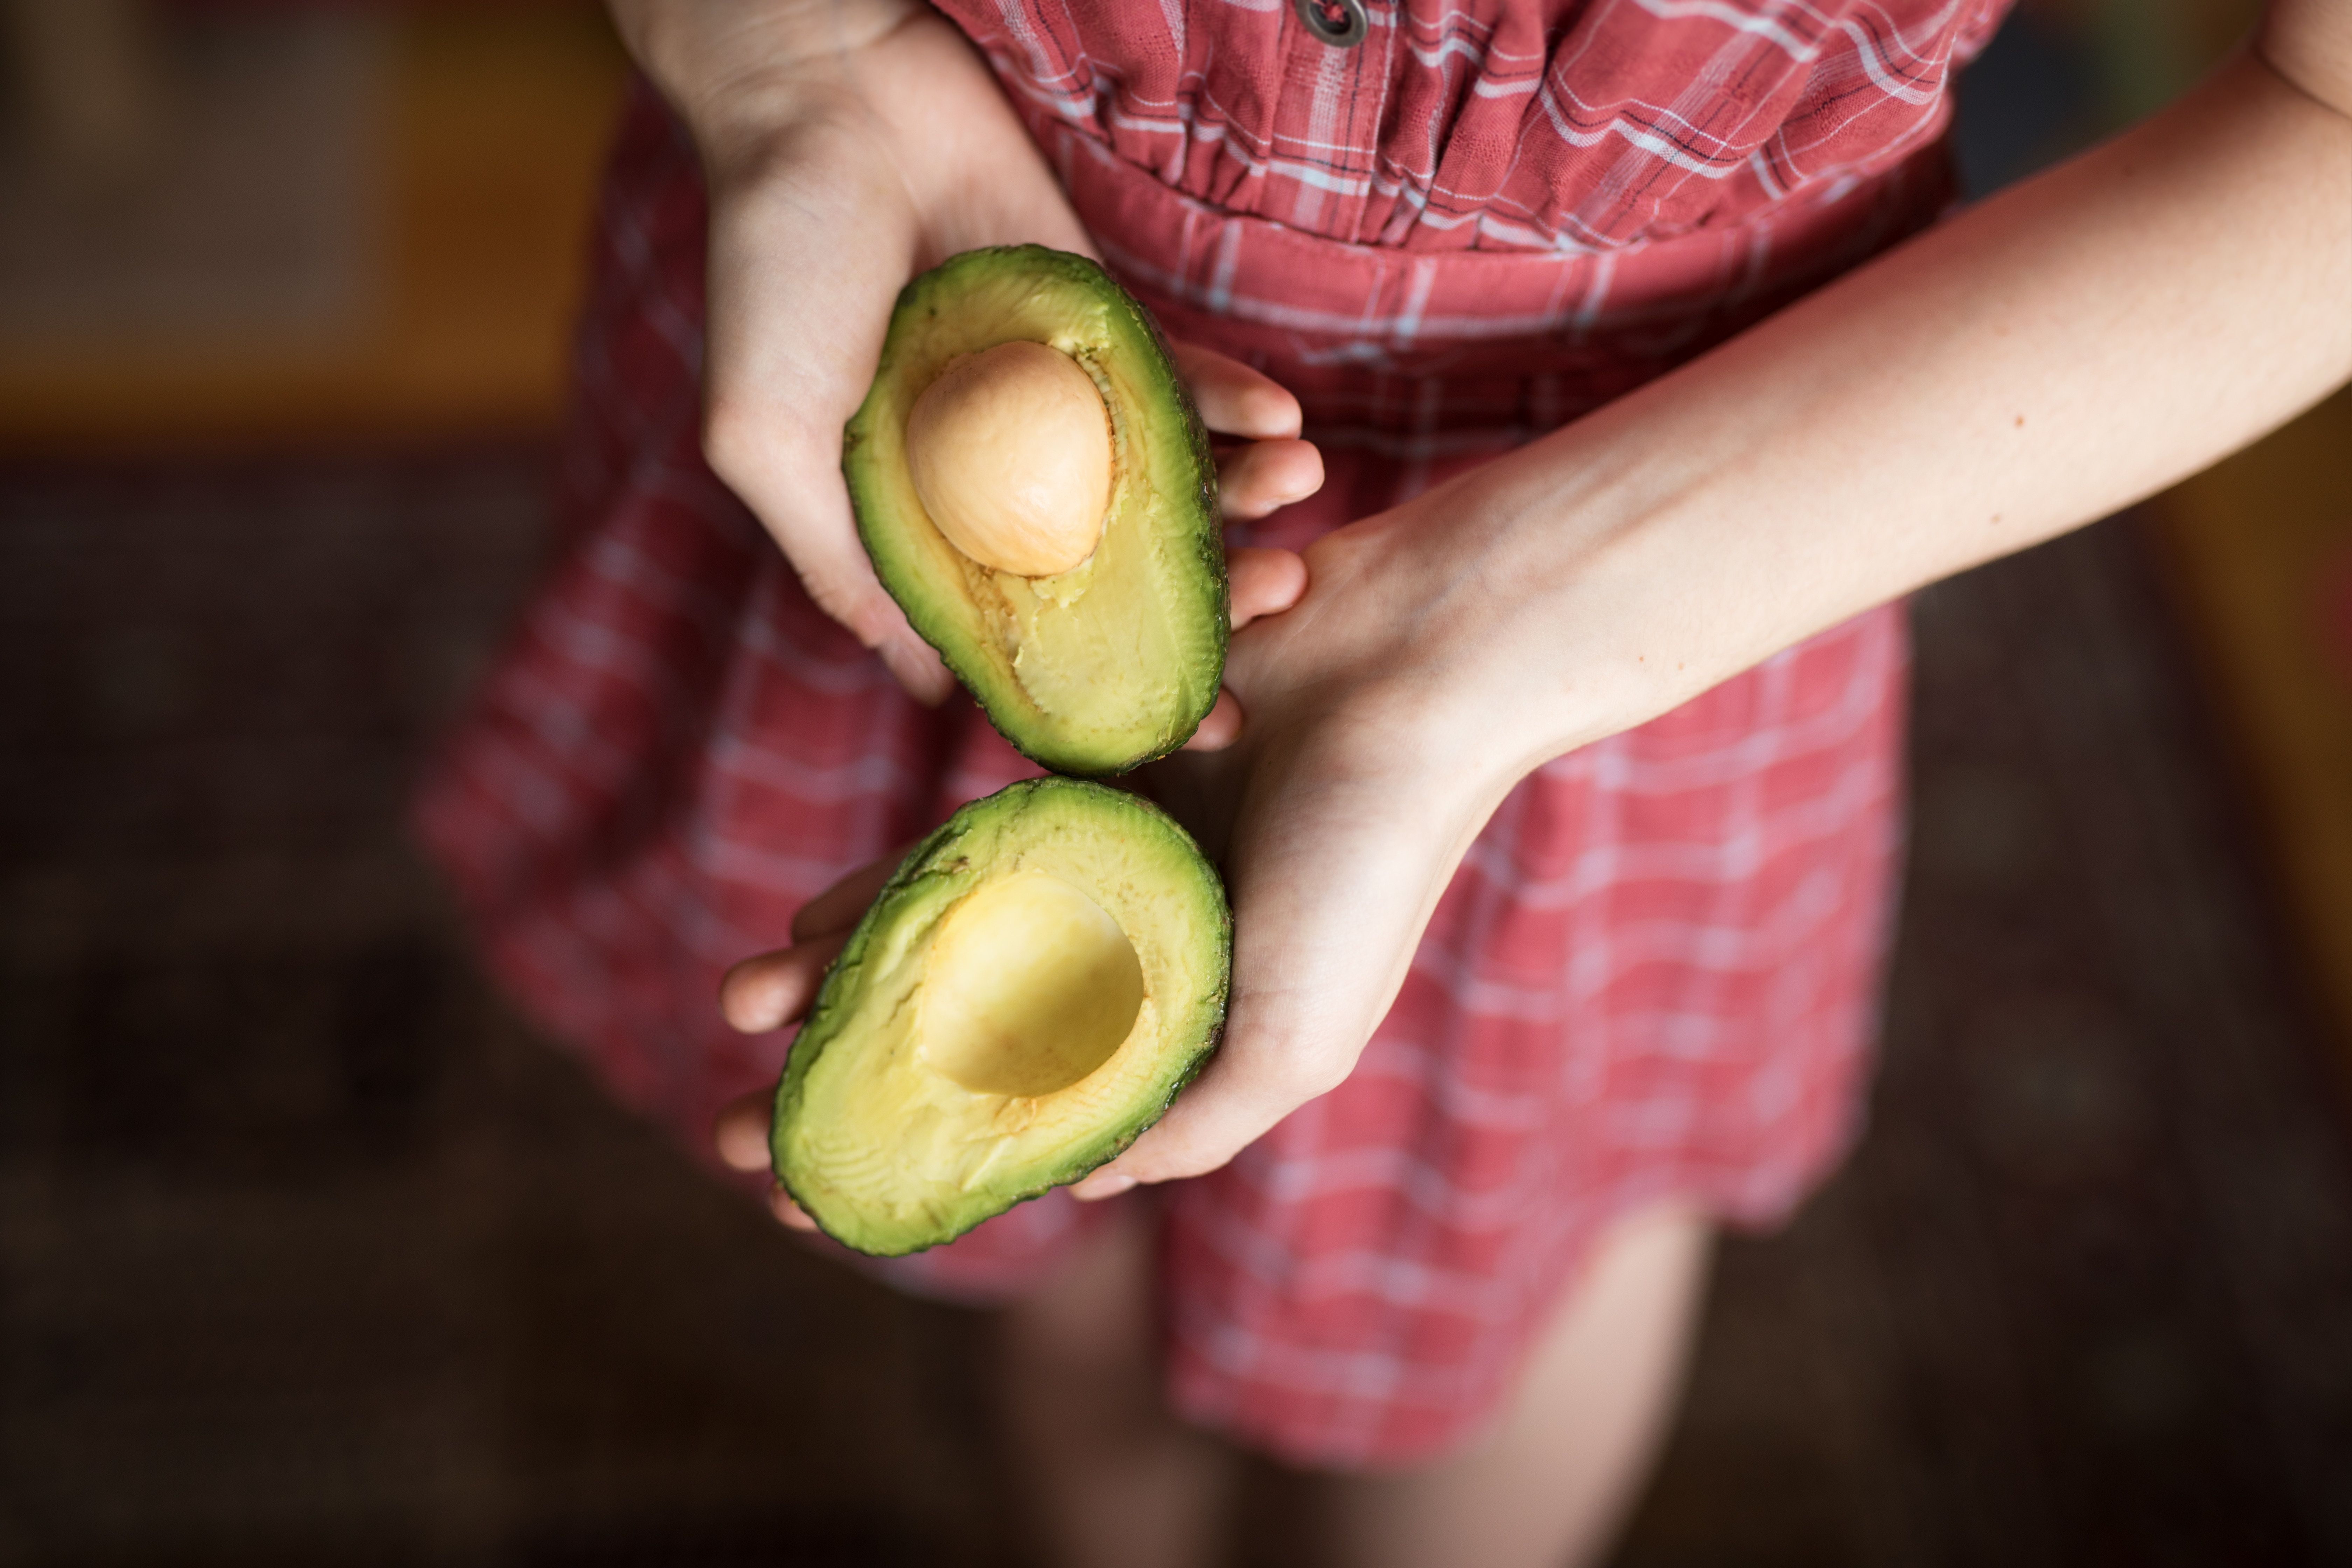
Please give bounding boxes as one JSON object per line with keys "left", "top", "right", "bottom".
{"left": 420, "top": 0, "right": 2008, "bottom": 1467}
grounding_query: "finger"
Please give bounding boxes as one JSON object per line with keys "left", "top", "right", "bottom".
{"left": 1226, "top": 546, "right": 1308, "bottom": 630}
{"left": 707, "top": 435, "right": 957, "bottom": 710}
{"left": 769, "top": 1189, "right": 820, "bottom": 1232}
{"left": 1180, "top": 549, "right": 1304, "bottom": 752}
{"left": 1183, "top": 689, "right": 1244, "bottom": 752}
{"left": 714, "top": 1090, "right": 773, "bottom": 1172}
{"left": 705, "top": 411, "right": 949, "bottom": 684}
{"left": 875, "top": 632, "right": 955, "bottom": 706}
{"left": 1070, "top": 992, "right": 1351, "bottom": 1197}
{"left": 719, "top": 933, "right": 850, "bottom": 1033}
{"left": 771, "top": 508, "right": 953, "bottom": 707}
{"left": 790, "top": 849, "right": 911, "bottom": 943}
{"left": 1217, "top": 438, "right": 1324, "bottom": 520}
{"left": 715, "top": 1091, "right": 820, "bottom": 1231}
{"left": 1171, "top": 343, "right": 1303, "bottom": 439}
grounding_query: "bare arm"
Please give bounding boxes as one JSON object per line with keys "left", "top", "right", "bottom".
{"left": 1478, "top": 11, "right": 2352, "bottom": 772}
{"left": 1082, "top": 1, "right": 2352, "bottom": 1194}
{"left": 1256, "top": 6, "right": 2352, "bottom": 785}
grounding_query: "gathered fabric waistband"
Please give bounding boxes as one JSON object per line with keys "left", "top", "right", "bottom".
{"left": 1035, "top": 121, "right": 1954, "bottom": 441}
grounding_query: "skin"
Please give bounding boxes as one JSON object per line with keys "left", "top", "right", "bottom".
{"left": 638, "top": 0, "right": 2352, "bottom": 1562}
{"left": 614, "top": 0, "right": 1317, "bottom": 730}
{"left": 1072, "top": 7, "right": 2352, "bottom": 1198}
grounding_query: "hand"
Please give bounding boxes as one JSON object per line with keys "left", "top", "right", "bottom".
{"left": 1172, "top": 342, "right": 1320, "bottom": 749}
{"left": 619, "top": 0, "right": 1319, "bottom": 706}
{"left": 712, "top": 850, "right": 895, "bottom": 1232}
{"left": 707, "top": 538, "right": 1314, "bottom": 1222}
{"left": 1071, "top": 467, "right": 1577, "bottom": 1199}
{"left": 676, "top": 0, "right": 2352, "bottom": 1213}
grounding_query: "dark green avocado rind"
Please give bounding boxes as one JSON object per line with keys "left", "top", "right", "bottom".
{"left": 770, "top": 778, "right": 1231, "bottom": 1257}
{"left": 842, "top": 245, "right": 1228, "bottom": 778}
{"left": 1124, "top": 269, "right": 1228, "bottom": 666}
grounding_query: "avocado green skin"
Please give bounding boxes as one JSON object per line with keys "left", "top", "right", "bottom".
{"left": 771, "top": 778, "right": 1231, "bottom": 1257}
{"left": 843, "top": 246, "right": 1228, "bottom": 777}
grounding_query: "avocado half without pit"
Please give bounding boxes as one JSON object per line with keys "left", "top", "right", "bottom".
{"left": 844, "top": 246, "right": 1227, "bottom": 777}
{"left": 773, "top": 778, "right": 1231, "bottom": 1257}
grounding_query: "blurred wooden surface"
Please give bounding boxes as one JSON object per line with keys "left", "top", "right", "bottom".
{"left": 0, "top": 4, "right": 625, "bottom": 454}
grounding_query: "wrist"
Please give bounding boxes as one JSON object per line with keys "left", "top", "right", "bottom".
{"left": 1293, "top": 453, "right": 1677, "bottom": 798}
{"left": 610, "top": 0, "right": 920, "bottom": 170}
{"left": 1391, "top": 398, "right": 1830, "bottom": 778}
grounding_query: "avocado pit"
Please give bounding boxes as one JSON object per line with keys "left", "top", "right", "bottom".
{"left": 904, "top": 340, "right": 1113, "bottom": 578}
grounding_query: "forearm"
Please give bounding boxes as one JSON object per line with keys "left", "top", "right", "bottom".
{"left": 1426, "top": 43, "right": 2350, "bottom": 782}
{"left": 991, "top": 6, "right": 2350, "bottom": 1198}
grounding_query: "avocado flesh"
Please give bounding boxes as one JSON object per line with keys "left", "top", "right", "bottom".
{"left": 775, "top": 779, "right": 1230, "bottom": 1256}
{"left": 845, "top": 247, "right": 1226, "bottom": 777}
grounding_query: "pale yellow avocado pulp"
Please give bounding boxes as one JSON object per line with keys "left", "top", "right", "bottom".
{"left": 845, "top": 246, "right": 1226, "bottom": 777}
{"left": 920, "top": 871, "right": 1146, "bottom": 1097}
{"left": 775, "top": 779, "right": 1230, "bottom": 1256}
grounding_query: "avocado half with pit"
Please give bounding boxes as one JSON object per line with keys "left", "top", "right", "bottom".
{"left": 774, "top": 778, "right": 1230, "bottom": 1256}
{"left": 844, "top": 246, "right": 1226, "bottom": 777}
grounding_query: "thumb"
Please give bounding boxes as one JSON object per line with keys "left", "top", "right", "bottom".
{"left": 698, "top": 131, "right": 954, "bottom": 705}
{"left": 1073, "top": 785, "right": 1452, "bottom": 1197}
{"left": 1069, "top": 1001, "right": 1341, "bottom": 1198}
{"left": 704, "top": 407, "right": 955, "bottom": 705}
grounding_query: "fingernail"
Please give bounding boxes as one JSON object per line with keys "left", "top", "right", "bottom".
{"left": 1072, "top": 1173, "right": 1135, "bottom": 1202}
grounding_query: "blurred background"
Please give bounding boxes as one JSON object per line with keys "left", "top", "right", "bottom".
{"left": 3, "top": 1, "right": 2350, "bottom": 1563}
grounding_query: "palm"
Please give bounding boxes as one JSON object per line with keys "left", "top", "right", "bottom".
{"left": 1124, "top": 681, "right": 1475, "bottom": 1186}
{"left": 696, "top": 14, "right": 1094, "bottom": 699}
{"left": 1080, "top": 485, "right": 1520, "bottom": 1195}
